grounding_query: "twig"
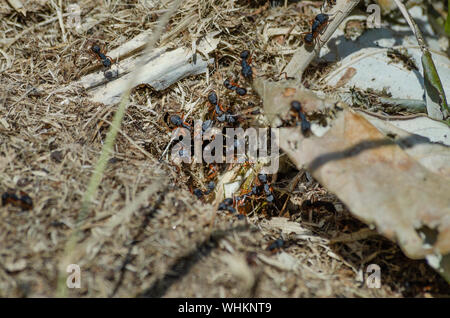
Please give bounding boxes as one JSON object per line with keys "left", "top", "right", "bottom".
{"left": 330, "top": 228, "right": 377, "bottom": 244}
{"left": 51, "top": 0, "right": 67, "bottom": 42}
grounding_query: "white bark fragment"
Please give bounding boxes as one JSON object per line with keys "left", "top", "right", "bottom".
{"left": 90, "top": 48, "right": 213, "bottom": 105}
{"left": 75, "top": 33, "right": 219, "bottom": 105}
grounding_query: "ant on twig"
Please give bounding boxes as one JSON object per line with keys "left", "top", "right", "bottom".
{"left": 90, "top": 44, "right": 114, "bottom": 69}
{"left": 301, "top": 13, "right": 331, "bottom": 47}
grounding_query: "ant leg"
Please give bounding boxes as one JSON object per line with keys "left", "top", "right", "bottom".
{"left": 246, "top": 52, "right": 253, "bottom": 65}
{"left": 277, "top": 71, "right": 296, "bottom": 80}
{"left": 105, "top": 55, "right": 114, "bottom": 64}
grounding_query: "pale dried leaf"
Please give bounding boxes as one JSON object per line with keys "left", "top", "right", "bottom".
{"left": 360, "top": 112, "right": 450, "bottom": 177}
{"left": 278, "top": 108, "right": 450, "bottom": 260}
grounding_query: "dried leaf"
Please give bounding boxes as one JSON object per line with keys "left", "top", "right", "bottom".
{"left": 279, "top": 108, "right": 450, "bottom": 261}
{"left": 360, "top": 112, "right": 450, "bottom": 177}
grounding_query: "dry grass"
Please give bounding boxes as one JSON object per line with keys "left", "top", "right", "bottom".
{"left": 0, "top": 0, "right": 448, "bottom": 297}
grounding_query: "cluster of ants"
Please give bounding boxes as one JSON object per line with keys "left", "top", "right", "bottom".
{"left": 162, "top": 49, "right": 277, "bottom": 218}
{"left": 218, "top": 172, "right": 275, "bottom": 216}
{"left": 82, "top": 2, "right": 333, "bottom": 221}
{"left": 164, "top": 45, "right": 314, "bottom": 219}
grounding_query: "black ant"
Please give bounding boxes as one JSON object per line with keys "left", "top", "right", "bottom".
{"left": 313, "top": 13, "right": 330, "bottom": 34}
{"left": 235, "top": 173, "right": 275, "bottom": 208}
{"left": 301, "top": 13, "right": 331, "bottom": 47}
{"left": 266, "top": 238, "right": 284, "bottom": 253}
{"left": 2, "top": 191, "right": 33, "bottom": 211}
{"left": 208, "top": 91, "right": 226, "bottom": 117}
{"left": 224, "top": 79, "right": 247, "bottom": 96}
{"left": 256, "top": 173, "right": 274, "bottom": 203}
{"left": 240, "top": 50, "right": 253, "bottom": 80}
{"left": 90, "top": 44, "right": 113, "bottom": 69}
{"left": 169, "top": 114, "right": 192, "bottom": 130}
{"left": 218, "top": 197, "right": 236, "bottom": 213}
{"left": 193, "top": 181, "right": 215, "bottom": 199}
{"left": 207, "top": 91, "right": 239, "bottom": 124}
{"left": 291, "top": 101, "right": 311, "bottom": 135}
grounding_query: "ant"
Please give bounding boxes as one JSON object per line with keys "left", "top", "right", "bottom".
{"left": 2, "top": 191, "right": 33, "bottom": 211}
{"left": 208, "top": 91, "right": 239, "bottom": 124}
{"left": 301, "top": 32, "right": 316, "bottom": 46}
{"left": 240, "top": 50, "right": 253, "bottom": 81}
{"left": 256, "top": 173, "right": 274, "bottom": 203}
{"left": 218, "top": 197, "right": 236, "bottom": 214}
{"left": 301, "top": 13, "right": 331, "bottom": 47}
{"left": 218, "top": 173, "right": 275, "bottom": 216}
{"left": 193, "top": 181, "right": 215, "bottom": 199}
{"left": 207, "top": 164, "right": 219, "bottom": 179}
{"left": 291, "top": 101, "right": 311, "bottom": 135}
{"left": 202, "top": 119, "right": 214, "bottom": 133}
{"left": 266, "top": 238, "right": 284, "bottom": 253}
{"left": 208, "top": 91, "right": 226, "bottom": 117}
{"left": 312, "top": 13, "right": 330, "bottom": 34}
{"left": 217, "top": 197, "right": 247, "bottom": 219}
{"left": 90, "top": 44, "right": 113, "bottom": 69}
{"left": 224, "top": 79, "right": 247, "bottom": 96}
{"left": 165, "top": 114, "right": 192, "bottom": 131}
{"left": 235, "top": 173, "right": 275, "bottom": 207}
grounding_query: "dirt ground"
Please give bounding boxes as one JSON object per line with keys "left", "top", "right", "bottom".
{"left": 0, "top": 0, "right": 449, "bottom": 297}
